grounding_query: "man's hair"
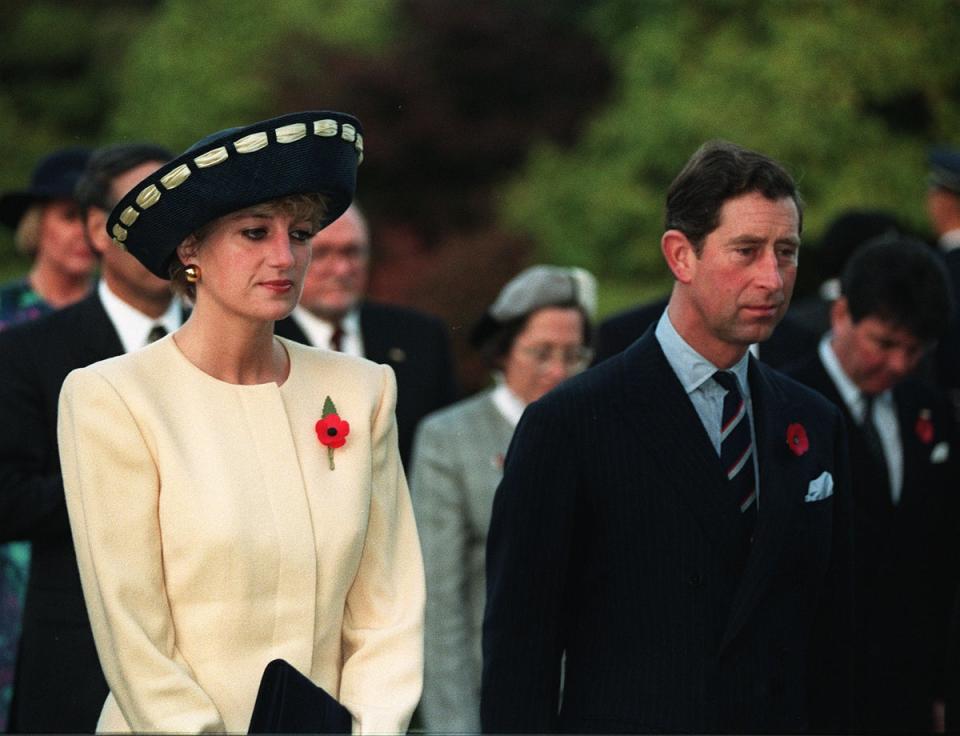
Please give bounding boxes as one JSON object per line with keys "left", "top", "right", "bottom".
{"left": 841, "top": 236, "right": 953, "bottom": 342}
{"left": 665, "top": 140, "right": 802, "bottom": 253}
{"left": 74, "top": 143, "right": 174, "bottom": 214}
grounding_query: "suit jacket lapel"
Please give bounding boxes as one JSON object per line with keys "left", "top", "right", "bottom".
{"left": 358, "top": 302, "right": 387, "bottom": 363}
{"left": 894, "top": 385, "right": 925, "bottom": 508}
{"left": 618, "top": 333, "right": 745, "bottom": 568}
{"left": 721, "top": 358, "right": 800, "bottom": 650}
{"left": 67, "top": 292, "right": 125, "bottom": 366}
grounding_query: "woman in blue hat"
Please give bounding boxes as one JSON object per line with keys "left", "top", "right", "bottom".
{"left": 0, "top": 146, "right": 96, "bottom": 329}
{"left": 56, "top": 112, "right": 424, "bottom": 734}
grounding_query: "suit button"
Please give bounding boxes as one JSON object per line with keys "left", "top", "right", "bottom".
{"left": 688, "top": 572, "right": 704, "bottom": 587}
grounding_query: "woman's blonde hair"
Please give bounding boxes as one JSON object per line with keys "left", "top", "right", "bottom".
{"left": 169, "top": 192, "right": 329, "bottom": 299}
{"left": 14, "top": 204, "right": 43, "bottom": 258}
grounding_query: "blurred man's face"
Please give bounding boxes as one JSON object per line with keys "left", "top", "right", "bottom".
{"left": 299, "top": 207, "right": 370, "bottom": 323}
{"left": 830, "top": 297, "right": 926, "bottom": 395}
{"left": 84, "top": 161, "right": 173, "bottom": 311}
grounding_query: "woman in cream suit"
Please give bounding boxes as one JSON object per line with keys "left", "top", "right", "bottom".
{"left": 410, "top": 266, "right": 595, "bottom": 733}
{"left": 56, "top": 112, "right": 424, "bottom": 734}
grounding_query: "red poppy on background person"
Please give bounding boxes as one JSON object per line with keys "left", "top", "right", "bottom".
{"left": 786, "top": 422, "right": 809, "bottom": 456}
{"left": 915, "top": 410, "right": 934, "bottom": 444}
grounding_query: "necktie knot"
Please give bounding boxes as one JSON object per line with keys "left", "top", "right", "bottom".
{"left": 147, "top": 324, "right": 167, "bottom": 343}
{"left": 330, "top": 323, "right": 344, "bottom": 352}
{"left": 713, "top": 370, "right": 739, "bottom": 395}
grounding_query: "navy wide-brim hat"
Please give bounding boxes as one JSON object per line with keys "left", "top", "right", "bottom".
{"left": 0, "top": 146, "right": 93, "bottom": 229}
{"left": 106, "top": 110, "right": 363, "bottom": 279}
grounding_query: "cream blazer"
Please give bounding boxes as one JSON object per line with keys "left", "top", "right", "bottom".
{"left": 57, "top": 335, "right": 424, "bottom": 734}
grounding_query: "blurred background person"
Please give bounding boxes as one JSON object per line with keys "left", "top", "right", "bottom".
{"left": 0, "top": 142, "right": 176, "bottom": 733}
{"left": 788, "top": 208, "right": 904, "bottom": 338}
{"left": 275, "top": 203, "right": 458, "bottom": 469}
{"left": 0, "top": 144, "right": 93, "bottom": 732}
{"left": 928, "top": 147, "right": 960, "bottom": 419}
{"left": 0, "top": 147, "right": 95, "bottom": 328}
{"left": 411, "top": 264, "right": 595, "bottom": 734}
{"left": 785, "top": 236, "right": 957, "bottom": 734}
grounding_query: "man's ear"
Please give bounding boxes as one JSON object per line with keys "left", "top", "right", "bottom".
{"left": 661, "top": 229, "right": 697, "bottom": 284}
{"left": 830, "top": 295, "right": 850, "bottom": 330}
{"left": 83, "top": 209, "right": 109, "bottom": 257}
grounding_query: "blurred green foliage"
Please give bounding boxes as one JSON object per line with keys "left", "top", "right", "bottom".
{"left": 501, "top": 0, "right": 960, "bottom": 299}
{"left": 1, "top": 0, "right": 958, "bottom": 324}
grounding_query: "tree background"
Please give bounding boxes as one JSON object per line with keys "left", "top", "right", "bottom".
{"left": 2, "top": 0, "right": 958, "bottom": 390}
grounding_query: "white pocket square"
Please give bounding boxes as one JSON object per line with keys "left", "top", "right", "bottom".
{"left": 931, "top": 441, "right": 950, "bottom": 464}
{"left": 805, "top": 471, "right": 834, "bottom": 502}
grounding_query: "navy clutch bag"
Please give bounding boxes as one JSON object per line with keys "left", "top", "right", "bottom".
{"left": 248, "top": 659, "right": 352, "bottom": 734}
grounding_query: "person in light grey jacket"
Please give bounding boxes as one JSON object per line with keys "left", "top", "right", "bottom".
{"left": 410, "top": 265, "right": 596, "bottom": 733}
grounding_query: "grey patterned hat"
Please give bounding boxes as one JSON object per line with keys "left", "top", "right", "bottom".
{"left": 470, "top": 265, "right": 597, "bottom": 347}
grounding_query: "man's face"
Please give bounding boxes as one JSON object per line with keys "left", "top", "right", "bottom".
{"left": 298, "top": 207, "right": 369, "bottom": 323}
{"left": 673, "top": 191, "right": 800, "bottom": 365}
{"left": 926, "top": 187, "right": 960, "bottom": 236}
{"left": 86, "top": 161, "right": 171, "bottom": 303}
{"left": 830, "top": 298, "right": 926, "bottom": 395}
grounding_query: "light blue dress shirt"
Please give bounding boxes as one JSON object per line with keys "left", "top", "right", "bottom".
{"left": 654, "top": 308, "right": 761, "bottom": 504}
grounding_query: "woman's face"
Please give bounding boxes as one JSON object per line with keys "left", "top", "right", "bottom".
{"left": 184, "top": 206, "right": 313, "bottom": 325}
{"left": 502, "top": 306, "right": 589, "bottom": 405}
{"left": 35, "top": 198, "right": 96, "bottom": 278}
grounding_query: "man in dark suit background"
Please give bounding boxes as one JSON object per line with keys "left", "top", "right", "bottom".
{"left": 928, "top": 148, "right": 960, "bottom": 420}
{"left": 0, "top": 143, "right": 183, "bottom": 732}
{"left": 784, "top": 237, "right": 957, "bottom": 734}
{"left": 482, "top": 140, "right": 852, "bottom": 733}
{"left": 274, "top": 204, "right": 457, "bottom": 468}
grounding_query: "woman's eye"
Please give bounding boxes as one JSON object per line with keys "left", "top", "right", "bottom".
{"left": 242, "top": 228, "right": 267, "bottom": 240}
{"left": 290, "top": 229, "right": 313, "bottom": 243}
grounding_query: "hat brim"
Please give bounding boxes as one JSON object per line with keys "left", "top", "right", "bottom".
{"left": 0, "top": 193, "right": 36, "bottom": 230}
{"left": 106, "top": 111, "right": 364, "bottom": 279}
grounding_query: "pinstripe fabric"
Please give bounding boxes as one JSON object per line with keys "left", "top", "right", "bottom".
{"left": 481, "top": 331, "right": 853, "bottom": 733}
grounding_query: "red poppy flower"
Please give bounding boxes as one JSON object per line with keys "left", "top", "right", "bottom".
{"left": 915, "top": 412, "right": 934, "bottom": 444}
{"left": 786, "top": 422, "right": 809, "bottom": 457}
{"left": 316, "top": 414, "right": 350, "bottom": 449}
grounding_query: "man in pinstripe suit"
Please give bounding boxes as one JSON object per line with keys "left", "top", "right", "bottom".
{"left": 481, "top": 141, "right": 852, "bottom": 733}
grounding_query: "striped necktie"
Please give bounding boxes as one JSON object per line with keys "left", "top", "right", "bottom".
{"left": 713, "top": 371, "right": 758, "bottom": 541}
{"left": 860, "top": 393, "right": 891, "bottom": 497}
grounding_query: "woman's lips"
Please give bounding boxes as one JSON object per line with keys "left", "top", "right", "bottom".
{"left": 260, "top": 279, "right": 294, "bottom": 292}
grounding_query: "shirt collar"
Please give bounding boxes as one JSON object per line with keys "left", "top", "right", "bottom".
{"left": 655, "top": 307, "right": 750, "bottom": 395}
{"left": 939, "top": 228, "right": 960, "bottom": 252}
{"left": 291, "top": 305, "right": 361, "bottom": 350}
{"left": 491, "top": 375, "right": 527, "bottom": 428}
{"left": 98, "top": 279, "right": 180, "bottom": 353}
{"left": 819, "top": 332, "right": 892, "bottom": 420}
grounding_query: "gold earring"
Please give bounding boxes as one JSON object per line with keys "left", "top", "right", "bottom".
{"left": 184, "top": 264, "right": 201, "bottom": 283}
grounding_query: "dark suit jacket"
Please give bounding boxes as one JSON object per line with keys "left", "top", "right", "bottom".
{"left": 275, "top": 300, "right": 458, "bottom": 468}
{"left": 594, "top": 296, "right": 820, "bottom": 369}
{"left": 481, "top": 330, "right": 853, "bottom": 734}
{"left": 786, "top": 352, "right": 959, "bottom": 732}
{"left": 0, "top": 293, "right": 125, "bottom": 732}
{"left": 935, "top": 249, "right": 960, "bottom": 406}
